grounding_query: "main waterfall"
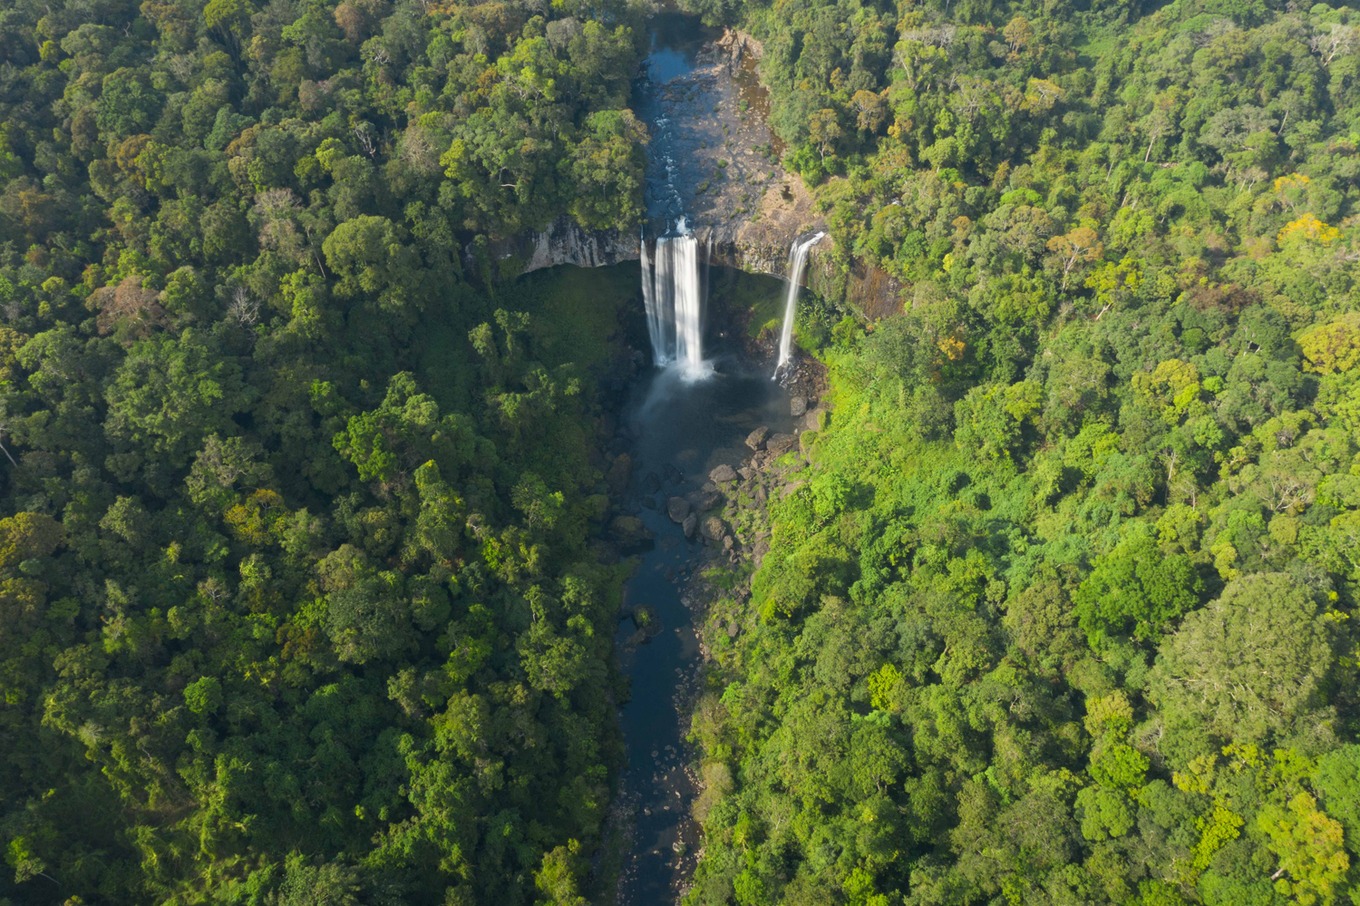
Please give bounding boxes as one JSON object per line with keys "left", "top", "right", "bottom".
{"left": 641, "top": 223, "right": 709, "bottom": 378}
{"left": 774, "top": 231, "right": 825, "bottom": 377}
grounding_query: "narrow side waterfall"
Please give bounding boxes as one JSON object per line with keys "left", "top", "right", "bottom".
{"left": 641, "top": 226, "right": 710, "bottom": 378}
{"left": 774, "top": 231, "right": 826, "bottom": 377}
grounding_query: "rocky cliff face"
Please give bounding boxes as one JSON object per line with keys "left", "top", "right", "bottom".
{"left": 498, "top": 29, "right": 900, "bottom": 317}
{"left": 490, "top": 217, "right": 639, "bottom": 273}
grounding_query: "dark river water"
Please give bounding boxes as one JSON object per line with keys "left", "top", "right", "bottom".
{"left": 636, "top": 13, "right": 720, "bottom": 231}
{"left": 613, "top": 337, "right": 796, "bottom": 903}
{"left": 611, "top": 14, "right": 799, "bottom": 901}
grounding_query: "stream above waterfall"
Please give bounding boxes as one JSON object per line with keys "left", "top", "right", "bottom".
{"left": 635, "top": 14, "right": 779, "bottom": 236}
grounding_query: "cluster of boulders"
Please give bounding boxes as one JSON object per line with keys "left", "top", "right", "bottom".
{"left": 601, "top": 389, "right": 828, "bottom": 562}
{"left": 668, "top": 393, "right": 828, "bottom": 566}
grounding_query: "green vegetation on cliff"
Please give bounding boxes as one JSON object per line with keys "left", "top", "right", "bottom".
{"left": 685, "top": 0, "right": 1360, "bottom": 903}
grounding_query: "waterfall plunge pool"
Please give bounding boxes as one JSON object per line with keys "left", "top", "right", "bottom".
{"left": 610, "top": 264, "right": 798, "bottom": 904}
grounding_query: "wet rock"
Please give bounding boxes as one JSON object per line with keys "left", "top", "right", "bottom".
{"left": 691, "top": 487, "right": 723, "bottom": 511}
{"left": 666, "top": 496, "right": 692, "bottom": 524}
{"left": 642, "top": 471, "right": 662, "bottom": 494}
{"left": 682, "top": 513, "right": 698, "bottom": 539}
{"left": 606, "top": 454, "right": 632, "bottom": 497}
{"left": 701, "top": 516, "right": 726, "bottom": 542}
{"left": 639, "top": 495, "right": 659, "bottom": 510}
{"left": 745, "top": 426, "right": 769, "bottom": 450}
{"left": 790, "top": 395, "right": 808, "bottom": 417}
{"left": 591, "top": 539, "right": 620, "bottom": 565}
{"left": 631, "top": 605, "right": 661, "bottom": 640}
{"left": 709, "top": 463, "right": 738, "bottom": 484}
{"left": 664, "top": 463, "right": 683, "bottom": 485}
{"left": 766, "top": 433, "right": 798, "bottom": 456}
{"left": 610, "top": 515, "right": 653, "bottom": 552}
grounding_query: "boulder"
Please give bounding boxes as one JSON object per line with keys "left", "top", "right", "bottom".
{"left": 752, "top": 536, "right": 770, "bottom": 566}
{"left": 631, "top": 605, "right": 661, "bottom": 640}
{"left": 701, "top": 516, "right": 726, "bottom": 542}
{"left": 682, "top": 513, "right": 699, "bottom": 539}
{"left": 642, "top": 471, "right": 662, "bottom": 494}
{"left": 609, "top": 515, "right": 653, "bottom": 552}
{"left": 663, "top": 463, "right": 683, "bottom": 485}
{"left": 666, "top": 496, "right": 691, "bottom": 524}
{"left": 709, "top": 463, "right": 738, "bottom": 484}
{"left": 766, "top": 433, "right": 798, "bottom": 456}
{"left": 606, "top": 454, "right": 632, "bottom": 497}
{"left": 691, "top": 487, "right": 723, "bottom": 511}
{"left": 790, "top": 395, "right": 808, "bottom": 417}
{"left": 745, "top": 426, "right": 770, "bottom": 450}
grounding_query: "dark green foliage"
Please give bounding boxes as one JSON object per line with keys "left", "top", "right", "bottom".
{"left": 0, "top": 0, "right": 645, "bottom": 900}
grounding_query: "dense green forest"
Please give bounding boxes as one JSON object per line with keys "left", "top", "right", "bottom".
{"left": 5, "top": 0, "right": 1360, "bottom": 901}
{"left": 0, "top": 0, "right": 647, "bottom": 902}
{"left": 681, "top": 0, "right": 1360, "bottom": 903}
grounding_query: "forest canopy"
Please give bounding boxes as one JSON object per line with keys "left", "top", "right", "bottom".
{"left": 0, "top": 0, "right": 646, "bottom": 901}
{"left": 679, "top": 0, "right": 1360, "bottom": 903}
{"left": 3, "top": 0, "right": 1360, "bottom": 902}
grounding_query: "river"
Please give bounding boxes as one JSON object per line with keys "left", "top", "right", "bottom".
{"left": 610, "top": 15, "right": 800, "bottom": 902}
{"left": 613, "top": 333, "right": 797, "bottom": 903}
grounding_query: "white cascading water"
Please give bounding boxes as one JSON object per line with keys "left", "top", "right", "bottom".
{"left": 641, "top": 221, "right": 709, "bottom": 378}
{"left": 640, "top": 237, "right": 666, "bottom": 362}
{"left": 773, "top": 231, "right": 826, "bottom": 378}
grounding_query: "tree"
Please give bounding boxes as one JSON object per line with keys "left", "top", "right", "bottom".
{"left": 808, "top": 108, "right": 843, "bottom": 164}
{"left": 1148, "top": 573, "right": 1334, "bottom": 760}
{"left": 266, "top": 853, "right": 362, "bottom": 905}
{"left": 534, "top": 840, "right": 588, "bottom": 906}
{"left": 1298, "top": 313, "right": 1360, "bottom": 375}
{"left": 1074, "top": 522, "right": 1204, "bottom": 647}
{"left": 1046, "top": 226, "right": 1103, "bottom": 290}
{"left": 1257, "top": 793, "right": 1348, "bottom": 906}
{"left": 563, "top": 109, "right": 645, "bottom": 230}
{"left": 322, "top": 215, "right": 421, "bottom": 315}
{"left": 317, "top": 544, "right": 413, "bottom": 664}
{"left": 104, "top": 331, "right": 246, "bottom": 482}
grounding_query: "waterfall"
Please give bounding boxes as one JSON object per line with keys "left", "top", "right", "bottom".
{"left": 773, "top": 231, "right": 826, "bottom": 378}
{"left": 641, "top": 222, "right": 709, "bottom": 378}
{"left": 640, "top": 237, "right": 667, "bottom": 361}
